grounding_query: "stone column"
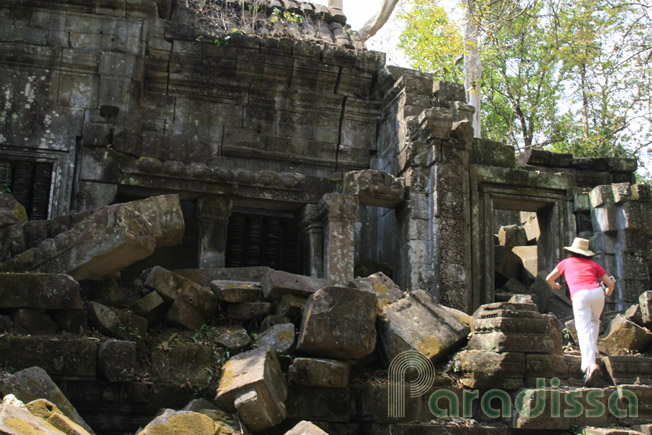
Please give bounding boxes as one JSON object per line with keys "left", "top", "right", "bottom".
{"left": 196, "top": 197, "right": 232, "bottom": 269}
{"left": 298, "top": 204, "right": 324, "bottom": 278}
{"left": 319, "top": 193, "right": 359, "bottom": 284}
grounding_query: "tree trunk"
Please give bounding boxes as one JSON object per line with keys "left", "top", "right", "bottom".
{"left": 580, "top": 62, "right": 590, "bottom": 140}
{"left": 328, "top": 0, "right": 343, "bottom": 9}
{"left": 463, "top": 0, "right": 482, "bottom": 138}
{"left": 356, "top": 0, "right": 400, "bottom": 42}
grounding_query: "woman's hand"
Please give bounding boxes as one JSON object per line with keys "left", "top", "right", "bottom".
{"left": 601, "top": 274, "right": 615, "bottom": 297}
{"left": 546, "top": 268, "right": 562, "bottom": 291}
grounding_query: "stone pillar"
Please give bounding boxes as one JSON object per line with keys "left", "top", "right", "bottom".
{"left": 196, "top": 197, "right": 232, "bottom": 269}
{"left": 590, "top": 183, "right": 652, "bottom": 310}
{"left": 298, "top": 204, "right": 324, "bottom": 278}
{"left": 319, "top": 193, "right": 358, "bottom": 284}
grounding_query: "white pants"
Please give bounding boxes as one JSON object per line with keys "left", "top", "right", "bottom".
{"left": 572, "top": 287, "right": 605, "bottom": 372}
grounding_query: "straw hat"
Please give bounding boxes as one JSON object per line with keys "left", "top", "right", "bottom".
{"left": 563, "top": 237, "right": 595, "bottom": 257}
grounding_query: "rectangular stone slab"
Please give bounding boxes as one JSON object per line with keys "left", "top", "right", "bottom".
{"left": 0, "top": 204, "right": 156, "bottom": 280}
{"left": 262, "top": 268, "right": 332, "bottom": 300}
{"left": 215, "top": 346, "right": 287, "bottom": 414}
{"left": 0, "top": 273, "right": 82, "bottom": 309}
{"left": 0, "top": 336, "right": 98, "bottom": 379}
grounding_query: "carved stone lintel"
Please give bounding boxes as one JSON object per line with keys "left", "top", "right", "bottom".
{"left": 343, "top": 169, "right": 405, "bottom": 208}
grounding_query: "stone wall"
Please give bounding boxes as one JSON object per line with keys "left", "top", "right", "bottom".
{"left": 0, "top": 0, "right": 649, "bottom": 313}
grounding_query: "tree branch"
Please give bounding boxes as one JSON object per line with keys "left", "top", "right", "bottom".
{"left": 356, "top": 0, "right": 400, "bottom": 42}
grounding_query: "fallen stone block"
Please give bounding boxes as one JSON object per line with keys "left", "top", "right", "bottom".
{"left": 131, "top": 290, "right": 167, "bottom": 325}
{"left": 529, "top": 273, "right": 553, "bottom": 313}
{"left": 14, "top": 309, "right": 59, "bottom": 335}
{"left": 348, "top": 271, "right": 403, "bottom": 309}
{"left": 494, "top": 246, "right": 525, "bottom": 281}
{"left": 584, "top": 428, "right": 642, "bottom": 435}
{"left": 98, "top": 340, "right": 137, "bottom": 382}
{"left": 81, "top": 277, "right": 125, "bottom": 308}
{"left": 137, "top": 409, "right": 223, "bottom": 435}
{"left": 0, "top": 193, "right": 27, "bottom": 228}
{"left": 625, "top": 303, "right": 644, "bottom": 326}
{"left": 297, "top": 286, "right": 377, "bottom": 359}
{"left": 342, "top": 169, "right": 405, "bottom": 208}
{"left": 498, "top": 224, "right": 527, "bottom": 248}
{"left": 210, "top": 280, "right": 262, "bottom": 302}
{"left": 285, "top": 384, "right": 351, "bottom": 423}
{"left": 274, "top": 293, "right": 307, "bottom": 322}
{"left": 165, "top": 299, "right": 206, "bottom": 330}
{"left": 87, "top": 301, "right": 147, "bottom": 341}
{"left": 226, "top": 301, "right": 272, "bottom": 321}
{"left": 256, "top": 323, "right": 296, "bottom": 355}
{"left": 215, "top": 347, "right": 287, "bottom": 424}
{"left": 543, "top": 314, "right": 564, "bottom": 355}
{"left": 288, "top": 358, "right": 350, "bottom": 388}
{"left": 0, "top": 395, "right": 82, "bottom": 435}
{"left": 598, "top": 314, "right": 652, "bottom": 356}
{"left": 525, "top": 354, "right": 568, "bottom": 380}
{"left": 234, "top": 387, "right": 285, "bottom": 432}
{"left": 26, "top": 399, "right": 90, "bottom": 435}
{"left": 349, "top": 381, "right": 433, "bottom": 424}
{"left": 0, "top": 367, "right": 93, "bottom": 432}
{"left": 285, "top": 420, "right": 329, "bottom": 435}
{"left": 261, "top": 314, "right": 291, "bottom": 331}
{"left": 502, "top": 277, "right": 529, "bottom": 294}
{"left": 209, "top": 325, "right": 251, "bottom": 352}
{"left": 262, "top": 268, "right": 331, "bottom": 300}
{"left": 378, "top": 290, "right": 470, "bottom": 363}
{"left": 468, "top": 330, "right": 555, "bottom": 354}
{"left": 0, "top": 204, "right": 157, "bottom": 280}
{"left": 640, "top": 291, "right": 652, "bottom": 327}
{"left": 144, "top": 266, "right": 213, "bottom": 310}
{"left": 453, "top": 350, "right": 525, "bottom": 389}
{"left": 144, "top": 266, "right": 217, "bottom": 328}
{"left": 122, "top": 194, "right": 185, "bottom": 247}
{"left": 180, "top": 399, "right": 242, "bottom": 432}
{"left": 51, "top": 310, "right": 86, "bottom": 334}
{"left": 174, "top": 266, "right": 271, "bottom": 287}
{"left": 548, "top": 290, "right": 573, "bottom": 319}
{"left": 151, "top": 341, "right": 214, "bottom": 388}
{"left": 0, "top": 273, "right": 82, "bottom": 310}
{"left": 602, "top": 355, "right": 652, "bottom": 385}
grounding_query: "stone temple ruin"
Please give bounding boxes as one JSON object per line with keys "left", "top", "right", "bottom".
{"left": 1, "top": 0, "right": 652, "bottom": 434}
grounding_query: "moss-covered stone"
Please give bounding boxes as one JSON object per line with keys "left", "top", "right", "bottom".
{"left": 0, "top": 337, "right": 98, "bottom": 379}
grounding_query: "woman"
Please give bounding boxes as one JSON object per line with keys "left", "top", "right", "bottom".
{"left": 546, "top": 237, "right": 615, "bottom": 386}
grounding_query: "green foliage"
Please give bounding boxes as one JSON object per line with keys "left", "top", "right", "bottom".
{"left": 398, "top": 0, "right": 465, "bottom": 82}
{"left": 269, "top": 7, "right": 303, "bottom": 24}
{"left": 398, "top": 0, "right": 652, "bottom": 175}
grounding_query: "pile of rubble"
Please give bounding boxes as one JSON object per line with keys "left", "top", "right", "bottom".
{"left": 2, "top": 193, "right": 652, "bottom": 434}
{"left": 0, "top": 193, "right": 472, "bottom": 434}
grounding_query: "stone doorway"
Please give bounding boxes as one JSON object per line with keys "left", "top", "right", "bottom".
{"left": 472, "top": 184, "right": 569, "bottom": 310}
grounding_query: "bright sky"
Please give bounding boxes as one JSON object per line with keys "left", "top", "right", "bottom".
{"left": 311, "top": 0, "right": 412, "bottom": 66}
{"left": 311, "top": 0, "right": 460, "bottom": 67}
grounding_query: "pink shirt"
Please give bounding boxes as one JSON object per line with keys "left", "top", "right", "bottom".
{"left": 556, "top": 257, "right": 606, "bottom": 300}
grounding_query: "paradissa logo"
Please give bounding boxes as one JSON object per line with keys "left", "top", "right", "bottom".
{"left": 429, "top": 378, "right": 639, "bottom": 419}
{"left": 387, "top": 353, "right": 639, "bottom": 420}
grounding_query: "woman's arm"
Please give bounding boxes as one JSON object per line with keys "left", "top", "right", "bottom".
{"left": 546, "top": 267, "right": 562, "bottom": 290}
{"left": 600, "top": 274, "right": 615, "bottom": 297}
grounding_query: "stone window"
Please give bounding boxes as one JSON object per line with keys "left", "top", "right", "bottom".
{"left": 226, "top": 210, "right": 301, "bottom": 274}
{"left": 0, "top": 160, "right": 52, "bottom": 220}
